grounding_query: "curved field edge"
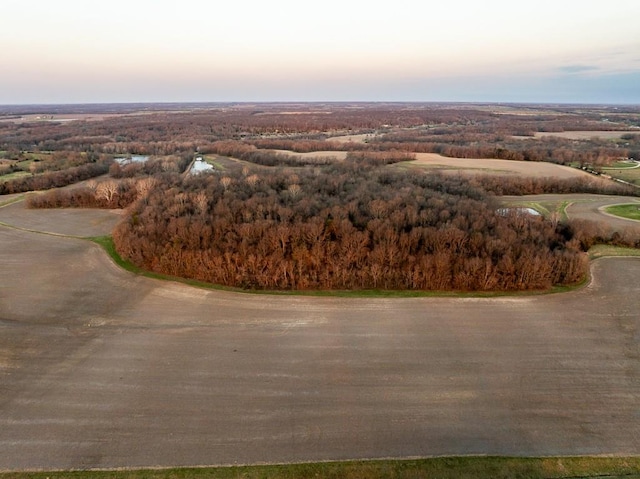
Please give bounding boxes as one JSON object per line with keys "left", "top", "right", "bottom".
{"left": 88, "top": 235, "right": 595, "bottom": 298}
{"left": 0, "top": 194, "right": 25, "bottom": 208}
{"left": 604, "top": 204, "right": 640, "bottom": 221}
{"left": 2, "top": 456, "right": 640, "bottom": 479}
{"left": 588, "top": 244, "right": 640, "bottom": 259}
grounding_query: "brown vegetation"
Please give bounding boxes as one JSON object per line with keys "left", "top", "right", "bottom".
{"left": 112, "top": 164, "right": 589, "bottom": 291}
{"left": 6, "top": 102, "right": 640, "bottom": 292}
{"left": 0, "top": 160, "right": 110, "bottom": 195}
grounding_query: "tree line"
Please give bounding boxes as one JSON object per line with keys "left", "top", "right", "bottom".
{"left": 0, "top": 160, "right": 110, "bottom": 195}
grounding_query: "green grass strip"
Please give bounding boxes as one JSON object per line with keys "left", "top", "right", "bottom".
{"left": 605, "top": 204, "right": 640, "bottom": 221}
{"left": 603, "top": 160, "right": 639, "bottom": 169}
{"left": 88, "top": 236, "right": 147, "bottom": 275}
{"left": 2, "top": 456, "right": 640, "bottom": 479}
{"left": 589, "top": 244, "right": 640, "bottom": 259}
{"left": 0, "top": 194, "right": 25, "bottom": 208}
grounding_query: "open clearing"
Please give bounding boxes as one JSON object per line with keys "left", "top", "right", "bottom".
{"left": 604, "top": 203, "right": 640, "bottom": 221}
{"left": 533, "top": 130, "right": 640, "bottom": 140}
{"left": 326, "top": 133, "right": 374, "bottom": 143}
{"left": 1, "top": 201, "right": 640, "bottom": 471}
{"left": 602, "top": 166, "right": 640, "bottom": 186}
{"left": 501, "top": 193, "right": 640, "bottom": 231}
{"left": 273, "top": 149, "right": 348, "bottom": 160}
{"left": 403, "top": 153, "right": 593, "bottom": 178}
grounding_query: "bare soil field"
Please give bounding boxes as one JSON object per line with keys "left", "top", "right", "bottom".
{"left": 1, "top": 203, "right": 640, "bottom": 471}
{"left": 0, "top": 110, "right": 191, "bottom": 124}
{"left": 534, "top": 131, "right": 640, "bottom": 140}
{"left": 0, "top": 113, "right": 123, "bottom": 123}
{"left": 0, "top": 199, "right": 123, "bottom": 237}
{"left": 273, "top": 149, "right": 348, "bottom": 160}
{"left": 405, "top": 153, "right": 591, "bottom": 178}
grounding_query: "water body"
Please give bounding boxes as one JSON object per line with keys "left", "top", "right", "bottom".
{"left": 189, "top": 157, "right": 214, "bottom": 174}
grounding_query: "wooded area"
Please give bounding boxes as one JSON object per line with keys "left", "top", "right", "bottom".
{"left": 111, "top": 163, "right": 594, "bottom": 291}
{"left": 4, "top": 102, "right": 640, "bottom": 291}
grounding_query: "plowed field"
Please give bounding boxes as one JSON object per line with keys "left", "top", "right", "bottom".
{"left": 1, "top": 200, "right": 639, "bottom": 470}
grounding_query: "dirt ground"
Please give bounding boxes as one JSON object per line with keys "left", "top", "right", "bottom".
{"left": 0, "top": 199, "right": 124, "bottom": 237}
{"left": 406, "top": 153, "right": 591, "bottom": 178}
{"left": 534, "top": 131, "right": 640, "bottom": 140}
{"left": 273, "top": 150, "right": 349, "bottom": 160}
{"left": 1, "top": 201, "right": 640, "bottom": 471}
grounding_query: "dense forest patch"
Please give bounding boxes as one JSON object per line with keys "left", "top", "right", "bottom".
{"left": 112, "top": 163, "right": 590, "bottom": 291}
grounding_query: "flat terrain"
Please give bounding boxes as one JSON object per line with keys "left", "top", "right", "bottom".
{"left": 0, "top": 199, "right": 123, "bottom": 237}
{"left": 326, "top": 133, "right": 373, "bottom": 143}
{"left": 502, "top": 193, "right": 640, "bottom": 232}
{"left": 273, "top": 149, "right": 349, "bottom": 160}
{"left": 405, "top": 153, "right": 592, "bottom": 178}
{"left": 534, "top": 130, "right": 640, "bottom": 140}
{"left": 1, "top": 201, "right": 640, "bottom": 471}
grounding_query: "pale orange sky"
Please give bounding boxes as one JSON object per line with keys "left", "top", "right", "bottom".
{"left": 2, "top": 0, "right": 639, "bottom": 104}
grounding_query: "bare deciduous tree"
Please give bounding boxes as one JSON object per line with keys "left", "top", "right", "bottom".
{"left": 136, "top": 177, "right": 158, "bottom": 199}
{"left": 95, "top": 180, "right": 119, "bottom": 205}
{"left": 220, "top": 177, "right": 232, "bottom": 190}
{"left": 287, "top": 184, "right": 301, "bottom": 199}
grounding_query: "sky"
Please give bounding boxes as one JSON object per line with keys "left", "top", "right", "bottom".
{"left": 1, "top": 0, "right": 639, "bottom": 104}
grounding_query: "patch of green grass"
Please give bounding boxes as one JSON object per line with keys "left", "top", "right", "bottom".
{"left": 605, "top": 204, "right": 640, "bottom": 221}
{"left": 558, "top": 200, "right": 571, "bottom": 221}
{"left": 603, "top": 160, "right": 639, "bottom": 169}
{"left": 602, "top": 167, "right": 640, "bottom": 186}
{"left": 2, "top": 456, "right": 640, "bottom": 479}
{"left": 0, "top": 171, "right": 30, "bottom": 182}
{"left": 589, "top": 244, "right": 640, "bottom": 259}
{"left": 87, "top": 236, "right": 147, "bottom": 275}
{"left": 203, "top": 155, "right": 226, "bottom": 170}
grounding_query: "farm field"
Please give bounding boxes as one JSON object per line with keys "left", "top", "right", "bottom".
{"left": 403, "top": 153, "right": 593, "bottom": 178}
{"left": 273, "top": 149, "right": 349, "bottom": 160}
{"left": 2, "top": 103, "right": 640, "bottom": 474}
{"left": 602, "top": 164, "right": 640, "bottom": 186}
{"left": 1, "top": 200, "right": 640, "bottom": 470}
{"left": 534, "top": 130, "right": 640, "bottom": 140}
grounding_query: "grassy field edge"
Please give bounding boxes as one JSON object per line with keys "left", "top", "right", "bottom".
{"left": 604, "top": 204, "right": 640, "bottom": 221}
{"left": 3, "top": 456, "right": 640, "bottom": 479}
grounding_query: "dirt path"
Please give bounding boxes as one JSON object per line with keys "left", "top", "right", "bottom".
{"left": 1, "top": 205, "right": 640, "bottom": 470}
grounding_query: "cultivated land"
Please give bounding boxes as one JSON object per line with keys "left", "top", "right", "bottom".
{"left": 404, "top": 153, "right": 592, "bottom": 177}
{"left": 2, "top": 103, "right": 640, "bottom": 475}
{"left": 534, "top": 130, "right": 640, "bottom": 140}
{"left": 273, "top": 149, "right": 349, "bottom": 160}
{"left": 1, "top": 200, "right": 640, "bottom": 471}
